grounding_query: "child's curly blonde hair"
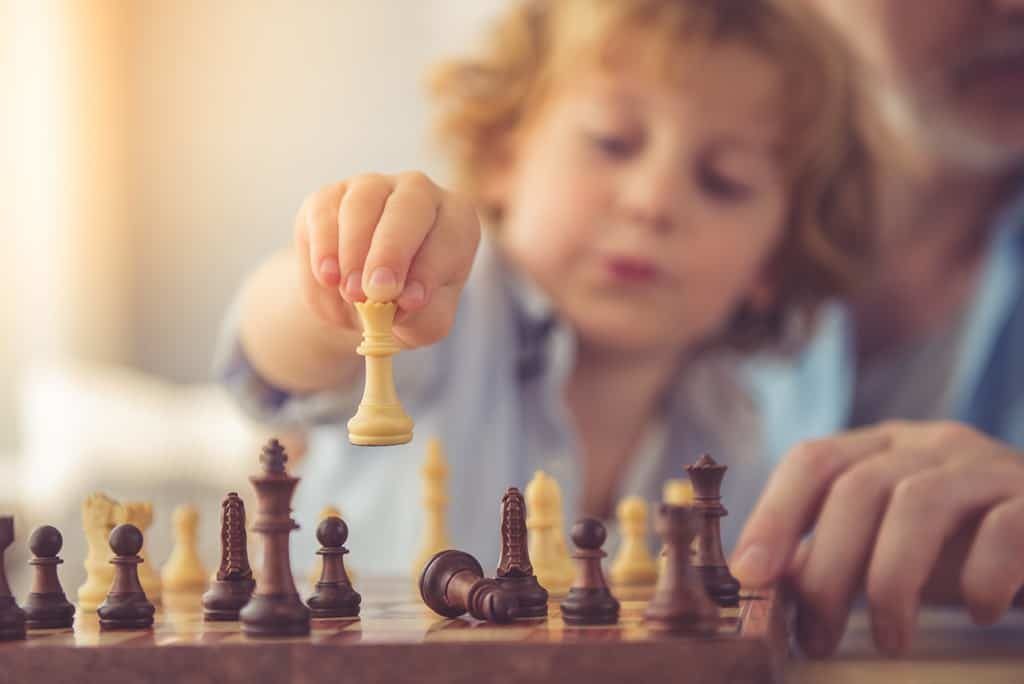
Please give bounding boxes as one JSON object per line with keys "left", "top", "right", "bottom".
{"left": 429, "top": 0, "right": 874, "bottom": 351}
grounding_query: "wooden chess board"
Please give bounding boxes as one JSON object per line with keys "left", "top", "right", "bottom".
{"left": 0, "top": 581, "right": 788, "bottom": 684}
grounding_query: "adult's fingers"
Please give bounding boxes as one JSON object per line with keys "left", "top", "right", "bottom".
{"left": 732, "top": 426, "right": 892, "bottom": 587}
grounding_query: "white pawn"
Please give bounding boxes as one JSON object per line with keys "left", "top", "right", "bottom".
{"left": 411, "top": 438, "right": 452, "bottom": 580}
{"left": 309, "top": 505, "right": 358, "bottom": 589}
{"left": 161, "top": 504, "right": 208, "bottom": 606}
{"left": 118, "top": 502, "right": 162, "bottom": 604}
{"left": 658, "top": 479, "right": 694, "bottom": 576}
{"left": 524, "top": 470, "right": 574, "bottom": 596}
{"left": 609, "top": 496, "right": 657, "bottom": 587}
{"left": 77, "top": 493, "right": 122, "bottom": 612}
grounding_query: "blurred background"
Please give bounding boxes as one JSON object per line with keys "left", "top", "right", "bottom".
{"left": 0, "top": 0, "right": 502, "bottom": 596}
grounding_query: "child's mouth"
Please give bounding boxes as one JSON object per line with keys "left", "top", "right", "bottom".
{"left": 603, "top": 256, "right": 660, "bottom": 284}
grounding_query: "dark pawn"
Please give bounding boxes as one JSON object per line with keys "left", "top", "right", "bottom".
{"left": 0, "top": 516, "right": 26, "bottom": 641}
{"left": 307, "top": 516, "right": 361, "bottom": 619}
{"left": 493, "top": 487, "right": 548, "bottom": 618}
{"left": 203, "top": 492, "right": 255, "bottom": 621}
{"left": 420, "top": 550, "right": 520, "bottom": 623}
{"left": 686, "top": 454, "right": 741, "bottom": 607}
{"left": 560, "top": 518, "right": 619, "bottom": 626}
{"left": 97, "top": 524, "right": 155, "bottom": 630}
{"left": 24, "top": 525, "right": 75, "bottom": 629}
{"left": 643, "top": 505, "right": 717, "bottom": 634}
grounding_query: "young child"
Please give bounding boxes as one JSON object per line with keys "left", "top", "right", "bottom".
{"left": 218, "top": 0, "right": 870, "bottom": 577}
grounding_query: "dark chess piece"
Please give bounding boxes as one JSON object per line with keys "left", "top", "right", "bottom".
{"left": 493, "top": 487, "right": 548, "bottom": 618}
{"left": 643, "top": 504, "right": 717, "bottom": 634}
{"left": 307, "top": 516, "right": 361, "bottom": 618}
{"left": 420, "top": 550, "right": 520, "bottom": 623}
{"left": 97, "top": 524, "right": 156, "bottom": 630}
{"left": 686, "top": 454, "right": 741, "bottom": 607}
{"left": 203, "top": 492, "right": 256, "bottom": 621}
{"left": 239, "top": 438, "right": 311, "bottom": 637}
{"left": 560, "top": 518, "right": 619, "bottom": 626}
{"left": 24, "top": 525, "right": 75, "bottom": 629}
{"left": 0, "top": 516, "right": 26, "bottom": 641}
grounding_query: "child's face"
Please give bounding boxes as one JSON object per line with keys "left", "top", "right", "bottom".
{"left": 496, "top": 43, "right": 788, "bottom": 358}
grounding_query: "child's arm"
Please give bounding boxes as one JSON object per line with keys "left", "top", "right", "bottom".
{"left": 233, "top": 172, "right": 481, "bottom": 397}
{"left": 731, "top": 421, "right": 1024, "bottom": 657}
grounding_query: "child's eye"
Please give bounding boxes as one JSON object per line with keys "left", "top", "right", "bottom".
{"left": 698, "top": 164, "right": 753, "bottom": 202}
{"left": 586, "top": 132, "right": 638, "bottom": 159}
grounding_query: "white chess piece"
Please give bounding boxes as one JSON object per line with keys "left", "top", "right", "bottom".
{"left": 411, "top": 438, "right": 452, "bottom": 579}
{"left": 609, "top": 496, "right": 657, "bottom": 587}
{"left": 77, "top": 493, "right": 122, "bottom": 611}
{"left": 658, "top": 479, "right": 695, "bottom": 576}
{"left": 161, "top": 505, "right": 208, "bottom": 598}
{"left": 524, "top": 470, "right": 574, "bottom": 596}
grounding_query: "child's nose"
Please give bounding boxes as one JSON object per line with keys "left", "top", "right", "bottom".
{"left": 619, "top": 163, "right": 685, "bottom": 234}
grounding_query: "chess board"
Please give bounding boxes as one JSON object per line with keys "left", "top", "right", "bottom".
{"left": 0, "top": 580, "right": 788, "bottom": 684}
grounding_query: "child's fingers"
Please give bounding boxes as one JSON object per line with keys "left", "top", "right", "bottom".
{"left": 792, "top": 449, "right": 945, "bottom": 658}
{"left": 300, "top": 182, "right": 347, "bottom": 288}
{"left": 731, "top": 426, "right": 892, "bottom": 588}
{"left": 960, "top": 494, "right": 1024, "bottom": 625}
{"left": 397, "top": 192, "right": 480, "bottom": 315}
{"left": 295, "top": 231, "right": 351, "bottom": 327}
{"left": 865, "top": 463, "right": 1024, "bottom": 656}
{"left": 392, "top": 283, "right": 461, "bottom": 348}
{"left": 336, "top": 174, "right": 393, "bottom": 303}
{"left": 362, "top": 172, "right": 440, "bottom": 302}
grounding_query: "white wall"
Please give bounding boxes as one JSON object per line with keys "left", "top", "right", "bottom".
{"left": 125, "top": 0, "right": 506, "bottom": 381}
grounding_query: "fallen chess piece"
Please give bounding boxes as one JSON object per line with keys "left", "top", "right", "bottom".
{"left": 560, "top": 518, "right": 619, "bottom": 626}
{"left": 97, "top": 524, "right": 156, "bottom": 630}
{"left": 24, "top": 525, "right": 75, "bottom": 629}
{"left": 307, "top": 516, "right": 361, "bottom": 619}
{"left": 420, "top": 550, "right": 520, "bottom": 624}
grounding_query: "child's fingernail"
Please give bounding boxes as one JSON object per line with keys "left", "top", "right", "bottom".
{"left": 318, "top": 257, "right": 340, "bottom": 286}
{"left": 344, "top": 270, "right": 363, "bottom": 300}
{"left": 367, "top": 267, "right": 398, "bottom": 297}
{"left": 732, "top": 544, "right": 774, "bottom": 586}
{"left": 400, "top": 281, "right": 426, "bottom": 308}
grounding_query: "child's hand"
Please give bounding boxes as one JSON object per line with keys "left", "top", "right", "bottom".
{"left": 293, "top": 172, "right": 481, "bottom": 347}
{"left": 731, "top": 421, "right": 1024, "bottom": 657}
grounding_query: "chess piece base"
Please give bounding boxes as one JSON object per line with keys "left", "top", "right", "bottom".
{"left": 0, "top": 597, "right": 26, "bottom": 640}
{"left": 240, "top": 593, "right": 311, "bottom": 637}
{"left": 24, "top": 592, "right": 75, "bottom": 629}
{"left": 308, "top": 582, "right": 362, "bottom": 619}
{"left": 98, "top": 593, "right": 155, "bottom": 630}
{"left": 560, "top": 588, "right": 620, "bottom": 626}
{"left": 202, "top": 578, "right": 256, "bottom": 621}
{"left": 494, "top": 575, "right": 548, "bottom": 618}
{"left": 697, "top": 565, "right": 740, "bottom": 607}
{"left": 347, "top": 428, "right": 413, "bottom": 447}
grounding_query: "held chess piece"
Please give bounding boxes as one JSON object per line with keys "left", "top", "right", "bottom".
{"left": 686, "top": 454, "right": 741, "bottom": 607}
{"left": 117, "top": 502, "right": 161, "bottom": 604}
{"left": 560, "top": 518, "right": 619, "bottom": 626}
{"left": 307, "top": 517, "right": 361, "bottom": 618}
{"left": 97, "top": 524, "right": 156, "bottom": 630}
{"left": 609, "top": 497, "right": 657, "bottom": 587}
{"left": 524, "top": 470, "right": 574, "bottom": 597}
{"left": 420, "top": 550, "right": 520, "bottom": 624}
{"left": 202, "top": 492, "right": 255, "bottom": 621}
{"left": 78, "top": 493, "right": 122, "bottom": 611}
{"left": 411, "top": 438, "right": 451, "bottom": 579}
{"left": 0, "top": 516, "right": 26, "bottom": 641}
{"left": 643, "top": 505, "right": 717, "bottom": 634}
{"left": 239, "top": 438, "right": 311, "bottom": 637}
{"left": 347, "top": 300, "right": 414, "bottom": 446}
{"left": 24, "top": 525, "right": 75, "bottom": 629}
{"left": 162, "top": 504, "right": 209, "bottom": 595}
{"left": 493, "top": 487, "right": 548, "bottom": 618}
